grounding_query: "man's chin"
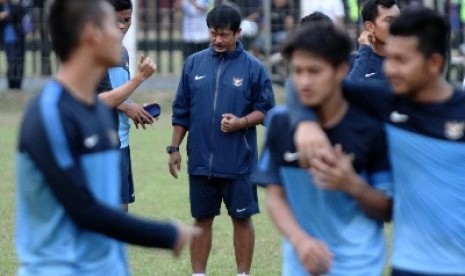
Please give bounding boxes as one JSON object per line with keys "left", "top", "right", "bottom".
{"left": 300, "top": 99, "right": 319, "bottom": 107}
{"left": 214, "top": 47, "right": 226, "bottom": 53}
{"left": 392, "top": 86, "right": 408, "bottom": 95}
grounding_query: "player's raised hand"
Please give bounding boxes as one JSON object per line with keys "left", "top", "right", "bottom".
{"left": 137, "top": 55, "right": 157, "bottom": 80}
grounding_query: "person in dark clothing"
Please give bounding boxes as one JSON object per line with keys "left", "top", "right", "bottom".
{"left": 348, "top": 0, "right": 400, "bottom": 81}
{"left": 168, "top": 5, "right": 274, "bottom": 275}
{"left": 0, "top": 0, "right": 26, "bottom": 89}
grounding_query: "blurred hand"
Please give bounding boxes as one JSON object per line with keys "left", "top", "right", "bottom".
{"left": 168, "top": 152, "right": 182, "bottom": 179}
{"left": 0, "top": 11, "right": 9, "bottom": 20}
{"left": 123, "top": 102, "right": 153, "bottom": 129}
{"left": 172, "top": 222, "right": 201, "bottom": 257}
{"left": 310, "top": 144, "right": 357, "bottom": 192}
{"left": 295, "top": 237, "right": 333, "bottom": 275}
{"left": 294, "top": 122, "right": 334, "bottom": 169}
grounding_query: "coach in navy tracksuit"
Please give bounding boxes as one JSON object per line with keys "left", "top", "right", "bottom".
{"left": 168, "top": 5, "right": 274, "bottom": 275}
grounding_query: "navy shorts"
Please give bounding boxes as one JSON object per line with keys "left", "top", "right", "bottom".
{"left": 120, "top": 146, "right": 135, "bottom": 204}
{"left": 189, "top": 175, "right": 259, "bottom": 219}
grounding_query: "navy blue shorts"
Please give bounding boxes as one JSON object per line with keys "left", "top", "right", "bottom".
{"left": 189, "top": 175, "right": 259, "bottom": 219}
{"left": 120, "top": 146, "right": 135, "bottom": 204}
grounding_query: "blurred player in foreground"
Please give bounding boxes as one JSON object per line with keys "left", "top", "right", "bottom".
{"left": 255, "top": 22, "right": 392, "bottom": 275}
{"left": 15, "top": 0, "right": 198, "bottom": 275}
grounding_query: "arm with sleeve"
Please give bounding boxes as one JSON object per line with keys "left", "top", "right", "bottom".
{"left": 286, "top": 78, "right": 393, "bottom": 124}
{"left": 18, "top": 92, "right": 177, "bottom": 249}
{"left": 348, "top": 45, "right": 377, "bottom": 81}
{"left": 250, "top": 61, "right": 276, "bottom": 116}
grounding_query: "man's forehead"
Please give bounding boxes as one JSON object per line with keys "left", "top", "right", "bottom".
{"left": 209, "top": 28, "right": 235, "bottom": 33}
{"left": 386, "top": 35, "right": 419, "bottom": 51}
{"left": 377, "top": 5, "right": 400, "bottom": 16}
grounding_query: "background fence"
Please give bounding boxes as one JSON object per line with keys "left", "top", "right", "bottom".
{"left": 1, "top": 0, "right": 463, "bottom": 83}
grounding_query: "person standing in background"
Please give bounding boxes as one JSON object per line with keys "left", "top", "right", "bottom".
{"left": 97, "top": 0, "right": 157, "bottom": 212}
{"left": 168, "top": 5, "right": 274, "bottom": 275}
{"left": 251, "top": 0, "right": 295, "bottom": 56}
{"left": 230, "top": 0, "right": 263, "bottom": 50}
{"left": 174, "top": 0, "right": 210, "bottom": 60}
{"left": 348, "top": 0, "right": 400, "bottom": 81}
{"left": 0, "top": 0, "right": 26, "bottom": 90}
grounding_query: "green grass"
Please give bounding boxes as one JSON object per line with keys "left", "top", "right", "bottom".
{"left": 0, "top": 86, "right": 391, "bottom": 275}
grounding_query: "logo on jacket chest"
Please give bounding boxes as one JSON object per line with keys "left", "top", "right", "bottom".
{"left": 444, "top": 121, "right": 465, "bottom": 140}
{"left": 233, "top": 77, "right": 243, "bottom": 87}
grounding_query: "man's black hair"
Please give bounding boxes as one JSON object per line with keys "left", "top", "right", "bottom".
{"left": 107, "top": 0, "right": 132, "bottom": 11}
{"left": 206, "top": 4, "right": 241, "bottom": 32}
{"left": 362, "top": 0, "right": 397, "bottom": 22}
{"left": 282, "top": 22, "right": 352, "bottom": 67}
{"left": 299, "top": 11, "right": 332, "bottom": 26}
{"left": 389, "top": 7, "right": 450, "bottom": 67}
{"left": 48, "top": 0, "right": 107, "bottom": 61}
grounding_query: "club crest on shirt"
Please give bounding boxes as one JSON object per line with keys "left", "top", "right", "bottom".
{"left": 444, "top": 121, "right": 465, "bottom": 140}
{"left": 233, "top": 77, "right": 243, "bottom": 87}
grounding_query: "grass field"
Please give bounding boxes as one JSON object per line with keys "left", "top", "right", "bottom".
{"left": 0, "top": 85, "right": 391, "bottom": 275}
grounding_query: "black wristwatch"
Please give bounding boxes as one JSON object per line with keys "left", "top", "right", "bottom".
{"left": 166, "top": 145, "right": 179, "bottom": 154}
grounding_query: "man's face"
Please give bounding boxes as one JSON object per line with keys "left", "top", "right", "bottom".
{"left": 384, "top": 36, "right": 433, "bottom": 96}
{"left": 369, "top": 5, "right": 400, "bottom": 44}
{"left": 291, "top": 50, "right": 346, "bottom": 107}
{"left": 209, "top": 28, "right": 240, "bottom": 53}
{"left": 116, "top": 9, "right": 132, "bottom": 38}
{"left": 95, "top": 2, "right": 123, "bottom": 67}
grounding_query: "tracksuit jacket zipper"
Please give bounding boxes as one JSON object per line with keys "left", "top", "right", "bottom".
{"left": 208, "top": 55, "right": 224, "bottom": 179}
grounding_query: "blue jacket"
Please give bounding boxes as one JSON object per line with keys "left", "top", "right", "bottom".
{"left": 172, "top": 42, "right": 275, "bottom": 178}
{"left": 348, "top": 45, "right": 385, "bottom": 81}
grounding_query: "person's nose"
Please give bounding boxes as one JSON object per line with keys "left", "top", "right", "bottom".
{"left": 214, "top": 36, "right": 223, "bottom": 44}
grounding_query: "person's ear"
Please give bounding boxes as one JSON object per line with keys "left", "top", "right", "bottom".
{"left": 427, "top": 53, "right": 445, "bottom": 76}
{"left": 81, "top": 22, "right": 102, "bottom": 46}
{"left": 364, "top": 21, "right": 375, "bottom": 34}
{"left": 236, "top": 28, "right": 242, "bottom": 38}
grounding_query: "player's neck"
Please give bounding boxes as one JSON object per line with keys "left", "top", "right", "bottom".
{"left": 411, "top": 77, "right": 453, "bottom": 103}
{"left": 372, "top": 42, "right": 386, "bottom": 56}
{"left": 55, "top": 55, "right": 106, "bottom": 105}
{"left": 317, "top": 90, "right": 348, "bottom": 129}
